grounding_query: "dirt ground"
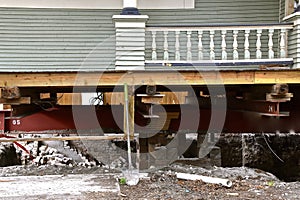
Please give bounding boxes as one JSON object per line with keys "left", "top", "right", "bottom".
{"left": 116, "top": 165, "right": 300, "bottom": 200}
{"left": 0, "top": 163, "right": 299, "bottom": 200}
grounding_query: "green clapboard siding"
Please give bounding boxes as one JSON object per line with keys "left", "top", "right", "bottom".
{"left": 0, "top": 8, "right": 118, "bottom": 72}
{"left": 144, "top": 0, "right": 280, "bottom": 25}
{"left": 279, "top": 0, "right": 286, "bottom": 22}
{"left": 0, "top": 0, "right": 281, "bottom": 72}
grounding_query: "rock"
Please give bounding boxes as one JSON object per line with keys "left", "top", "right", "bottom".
{"left": 0, "top": 143, "right": 21, "bottom": 167}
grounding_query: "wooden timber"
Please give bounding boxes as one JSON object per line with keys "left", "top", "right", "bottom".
{"left": 0, "top": 135, "right": 127, "bottom": 142}
{"left": 0, "top": 97, "right": 31, "bottom": 105}
{"left": 1, "top": 70, "right": 300, "bottom": 87}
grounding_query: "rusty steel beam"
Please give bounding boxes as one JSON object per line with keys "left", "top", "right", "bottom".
{"left": 3, "top": 104, "right": 299, "bottom": 134}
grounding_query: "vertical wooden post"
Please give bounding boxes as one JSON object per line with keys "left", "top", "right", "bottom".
{"left": 124, "top": 84, "right": 135, "bottom": 140}
{"left": 129, "top": 85, "right": 135, "bottom": 139}
{"left": 0, "top": 103, "right": 5, "bottom": 133}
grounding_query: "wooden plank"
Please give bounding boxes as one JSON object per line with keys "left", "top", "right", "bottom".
{"left": 255, "top": 71, "right": 300, "bottom": 84}
{"left": 0, "top": 135, "right": 126, "bottom": 143}
{"left": 138, "top": 94, "right": 165, "bottom": 104}
{"left": 0, "top": 97, "right": 31, "bottom": 104}
{"left": 1, "top": 70, "right": 300, "bottom": 88}
{"left": 57, "top": 93, "right": 82, "bottom": 105}
{"left": 141, "top": 97, "right": 163, "bottom": 104}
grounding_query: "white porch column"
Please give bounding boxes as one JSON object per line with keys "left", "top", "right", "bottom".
{"left": 284, "top": 12, "right": 300, "bottom": 69}
{"left": 113, "top": 15, "right": 149, "bottom": 70}
{"left": 123, "top": 0, "right": 137, "bottom": 8}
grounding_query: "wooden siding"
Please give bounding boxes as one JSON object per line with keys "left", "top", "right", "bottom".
{"left": 280, "top": 0, "right": 286, "bottom": 22}
{"left": 287, "top": 18, "right": 300, "bottom": 68}
{"left": 0, "top": 0, "right": 281, "bottom": 72}
{"left": 0, "top": 8, "right": 117, "bottom": 72}
{"left": 143, "top": 0, "right": 280, "bottom": 25}
{"left": 280, "top": 0, "right": 295, "bottom": 22}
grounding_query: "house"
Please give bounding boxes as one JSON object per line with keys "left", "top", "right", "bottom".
{"left": 0, "top": 0, "right": 299, "bottom": 173}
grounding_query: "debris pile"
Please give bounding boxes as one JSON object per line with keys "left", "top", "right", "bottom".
{"left": 13, "top": 135, "right": 99, "bottom": 168}
{"left": 34, "top": 144, "right": 74, "bottom": 167}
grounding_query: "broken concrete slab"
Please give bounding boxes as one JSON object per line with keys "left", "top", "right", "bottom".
{"left": 0, "top": 173, "right": 119, "bottom": 199}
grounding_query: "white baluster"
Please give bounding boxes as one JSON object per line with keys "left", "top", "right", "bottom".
{"left": 268, "top": 29, "right": 274, "bottom": 59}
{"left": 233, "top": 30, "right": 239, "bottom": 60}
{"left": 244, "top": 30, "right": 250, "bottom": 59}
{"left": 210, "top": 30, "right": 215, "bottom": 60}
{"left": 163, "top": 31, "right": 169, "bottom": 61}
{"left": 280, "top": 29, "right": 287, "bottom": 58}
{"left": 175, "top": 31, "right": 181, "bottom": 61}
{"left": 198, "top": 30, "right": 203, "bottom": 60}
{"left": 151, "top": 31, "right": 157, "bottom": 60}
{"left": 221, "top": 30, "right": 227, "bottom": 60}
{"left": 256, "top": 29, "right": 262, "bottom": 59}
{"left": 187, "top": 31, "right": 192, "bottom": 61}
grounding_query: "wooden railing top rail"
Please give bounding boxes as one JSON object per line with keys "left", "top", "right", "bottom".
{"left": 146, "top": 23, "right": 294, "bottom": 31}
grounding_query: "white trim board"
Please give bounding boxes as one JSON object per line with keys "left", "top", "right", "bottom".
{"left": 0, "top": 0, "right": 194, "bottom": 9}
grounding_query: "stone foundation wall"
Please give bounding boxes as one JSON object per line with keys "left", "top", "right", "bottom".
{"left": 217, "top": 133, "right": 300, "bottom": 181}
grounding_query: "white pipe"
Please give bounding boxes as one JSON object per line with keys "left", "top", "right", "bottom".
{"left": 176, "top": 172, "right": 233, "bottom": 188}
{"left": 123, "top": 0, "right": 137, "bottom": 8}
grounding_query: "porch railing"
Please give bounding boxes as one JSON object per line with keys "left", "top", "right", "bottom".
{"left": 145, "top": 24, "right": 294, "bottom": 67}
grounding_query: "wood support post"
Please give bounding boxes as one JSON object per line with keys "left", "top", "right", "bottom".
{"left": 0, "top": 110, "right": 5, "bottom": 133}
{"left": 129, "top": 86, "right": 135, "bottom": 139}
{"left": 124, "top": 85, "right": 135, "bottom": 140}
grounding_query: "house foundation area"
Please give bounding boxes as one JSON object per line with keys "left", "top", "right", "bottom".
{"left": 0, "top": 0, "right": 300, "bottom": 199}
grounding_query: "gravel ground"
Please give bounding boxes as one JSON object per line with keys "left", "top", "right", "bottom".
{"left": 0, "top": 163, "right": 299, "bottom": 200}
